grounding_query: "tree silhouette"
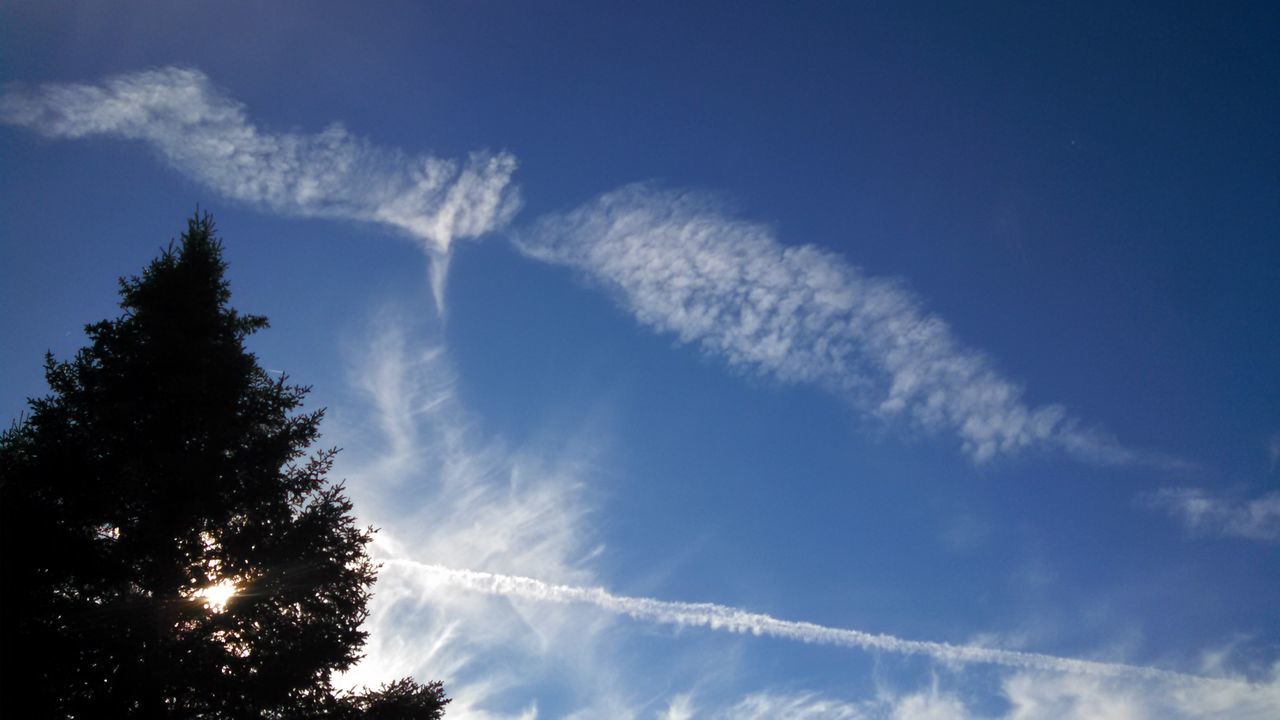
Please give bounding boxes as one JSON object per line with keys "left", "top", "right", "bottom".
{"left": 0, "top": 214, "right": 447, "bottom": 719}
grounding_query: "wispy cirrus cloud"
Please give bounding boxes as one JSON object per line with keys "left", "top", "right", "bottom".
{"left": 1143, "top": 488, "right": 1280, "bottom": 542}
{"left": 995, "top": 667, "right": 1280, "bottom": 720}
{"left": 717, "top": 691, "right": 874, "bottom": 720}
{"left": 330, "top": 312, "right": 625, "bottom": 718}
{"left": 689, "top": 686, "right": 972, "bottom": 720}
{"left": 0, "top": 67, "right": 520, "bottom": 311}
{"left": 515, "top": 184, "right": 1173, "bottom": 465}
{"left": 708, "top": 669, "right": 1280, "bottom": 720}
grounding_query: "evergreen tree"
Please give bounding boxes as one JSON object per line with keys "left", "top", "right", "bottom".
{"left": 0, "top": 214, "right": 447, "bottom": 719}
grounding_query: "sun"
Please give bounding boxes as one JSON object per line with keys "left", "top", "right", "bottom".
{"left": 195, "top": 579, "right": 238, "bottom": 612}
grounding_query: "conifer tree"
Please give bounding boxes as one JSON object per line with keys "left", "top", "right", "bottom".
{"left": 0, "top": 214, "right": 448, "bottom": 719}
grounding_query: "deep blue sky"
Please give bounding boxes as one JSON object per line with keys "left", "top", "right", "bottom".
{"left": 3, "top": 3, "right": 1278, "bottom": 718}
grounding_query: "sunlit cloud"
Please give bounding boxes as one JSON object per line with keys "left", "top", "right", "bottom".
{"left": 0, "top": 67, "right": 521, "bottom": 312}
{"left": 330, "top": 311, "right": 633, "bottom": 718}
{"left": 1143, "top": 487, "right": 1280, "bottom": 542}
{"left": 515, "top": 184, "right": 1178, "bottom": 466}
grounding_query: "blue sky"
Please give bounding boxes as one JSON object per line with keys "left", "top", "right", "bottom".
{"left": 3, "top": 2, "right": 1279, "bottom": 717}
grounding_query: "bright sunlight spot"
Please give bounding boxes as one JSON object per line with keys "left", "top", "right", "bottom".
{"left": 195, "top": 579, "right": 238, "bottom": 612}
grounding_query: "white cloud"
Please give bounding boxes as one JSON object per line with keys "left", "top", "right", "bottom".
{"left": 700, "top": 667, "right": 1280, "bottom": 720}
{"left": 1001, "top": 669, "right": 1280, "bottom": 720}
{"left": 516, "top": 184, "right": 1172, "bottom": 465}
{"left": 659, "top": 693, "right": 698, "bottom": 720}
{"left": 888, "top": 690, "right": 969, "bottom": 720}
{"left": 331, "top": 312, "right": 627, "bottom": 718}
{"left": 720, "top": 691, "right": 869, "bottom": 720}
{"left": 385, "top": 561, "right": 1219, "bottom": 685}
{"left": 716, "top": 684, "right": 966, "bottom": 720}
{"left": 706, "top": 683, "right": 969, "bottom": 720}
{"left": 0, "top": 67, "right": 520, "bottom": 311}
{"left": 1002, "top": 674, "right": 1147, "bottom": 720}
{"left": 1144, "top": 488, "right": 1280, "bottom": 542}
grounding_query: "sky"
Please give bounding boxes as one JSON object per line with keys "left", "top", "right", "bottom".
{"left": 2, "top": 2, "right": 1279, "bottom": 718}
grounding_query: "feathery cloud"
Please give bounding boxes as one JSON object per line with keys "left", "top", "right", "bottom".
{"left": 998, "top": 669, "right": 1280, "bottom": 720}
{"left": 516, "top": 184, "right": 1169, "bottom": 465}
{"left": 1144, "top": 488, "right": 1280, "bottom": 542}
{"left": 0, "top": 67, "right": 520, "bottom": 311}
{"left": 720, "top": 691, "right": 871, "bottom": 720}
{"left": 712, "top": 670, "right": 1280, "bottom": 720}
{"left": 331, "top": 312, "right": 623, "bottom": 718}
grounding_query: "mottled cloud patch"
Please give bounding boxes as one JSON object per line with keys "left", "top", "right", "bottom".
{"left": 516, "top": 184, "right": 1171, "bottom": 465}
{"left": 1144, "top": 488, "right": 1280, "bottom": 542}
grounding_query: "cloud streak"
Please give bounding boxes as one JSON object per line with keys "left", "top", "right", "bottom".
{"left": 706, "top": 671, "right": 1280, "bottom": 720}
{"left": 1145, "top": 488, "right": 1280, "bottom": 542}
{"left": 385, "top": 560, "right": 1228, "bottom": 686}
{"left": 0, "top": 67, "right": 520, "bottom": 311}
{"left": 515, "top": 185, "right": 1171, "bottom": 465}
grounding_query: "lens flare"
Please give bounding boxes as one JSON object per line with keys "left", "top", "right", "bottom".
{"left": 195, "top": 579, "right": 237, "bottom": 612}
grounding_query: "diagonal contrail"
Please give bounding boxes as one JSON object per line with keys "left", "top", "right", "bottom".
{"left": 385, "top": 559, "right": 1230, "bottom": 686}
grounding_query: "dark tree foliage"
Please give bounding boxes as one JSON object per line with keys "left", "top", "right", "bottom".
{"left": 0, "top": 215, "right": 448, "bottom": 719}
{"left": 342, "top": 679, "right": 450, "bottom": 720}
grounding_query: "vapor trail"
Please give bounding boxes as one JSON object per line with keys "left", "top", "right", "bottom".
{"left": 388, "top": 559, "right": 1228, "bottom": 686}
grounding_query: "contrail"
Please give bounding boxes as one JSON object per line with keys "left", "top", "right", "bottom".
{"left": 386, "top": 559, "right": 1228, "bottom": 686}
